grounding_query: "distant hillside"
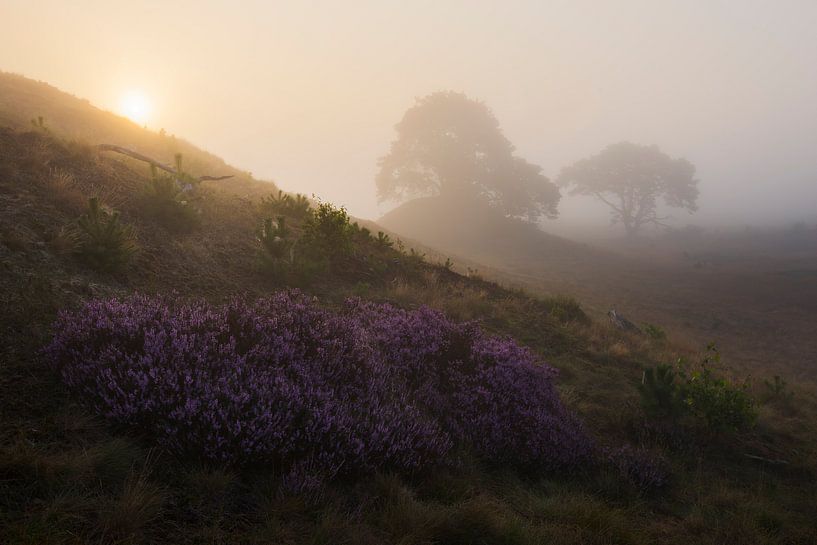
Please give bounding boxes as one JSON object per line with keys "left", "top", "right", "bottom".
{"left": 0, "top": 71, "right": 272, "bottom": 198}
{"left": 380, "top": 193, "right": 617, "bottom": 282}
{"left": 380, "top": 194, "right": 817, "bottom": 380}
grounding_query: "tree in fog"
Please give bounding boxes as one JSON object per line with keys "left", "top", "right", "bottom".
{"left": 376, "top": 91, "right": 560, "bottom": 222}
{"left": 558, "top": 142, "right": 698, "bottom": 237}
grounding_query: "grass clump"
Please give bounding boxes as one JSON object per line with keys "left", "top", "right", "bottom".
{"left": 541, "top": 294, "right": 588, "bottom": 324}
{"left": 97, "top": 470, "right": 164, "bottom": 542}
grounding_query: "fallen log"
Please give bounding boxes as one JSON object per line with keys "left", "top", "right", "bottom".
{"left": 97, "top": 144, "right": 233, "bottom": 182}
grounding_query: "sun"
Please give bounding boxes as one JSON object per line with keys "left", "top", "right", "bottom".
{"left": 119, "top": 90, "right": 152, "bottom": 125}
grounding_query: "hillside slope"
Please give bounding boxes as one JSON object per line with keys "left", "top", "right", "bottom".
{"left": 1, "top": 77, "right": 816, "bottom": 544}
{"left": 0, "top": 71, "right": 275, "bottom": 200}
{"left": 379, "top": 193, "right": 631, "bottom": 293}
{"left": 381, "top": 194, "right": 817, "bottom": 381}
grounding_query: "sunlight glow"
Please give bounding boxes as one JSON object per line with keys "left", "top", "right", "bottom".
{"left": 119, "top": 90, "right": 151, "bottom": 125}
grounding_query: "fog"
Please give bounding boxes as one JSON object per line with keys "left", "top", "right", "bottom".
{"left": 2, "top": 0, "right": 816, "bottom": 229}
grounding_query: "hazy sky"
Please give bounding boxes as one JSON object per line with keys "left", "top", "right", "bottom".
{"left": 2, "top": 0, "right": 816, "bottom": 227}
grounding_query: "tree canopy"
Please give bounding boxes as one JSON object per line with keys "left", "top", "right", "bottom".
{"left": 376, "top": 91, "right": 560, "bottom": 222}
{"left": 558, "top": 142, "right": 699, "bottom": 237}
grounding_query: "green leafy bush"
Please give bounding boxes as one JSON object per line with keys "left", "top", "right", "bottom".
{"left": 639, "top": 345, "right": 756, "bottom": 432}
{"left": 296, "top": 201, "right": 354, "bottom": 275}
{"left": 642, "top": 322, "right": 667, "bottom": 340}
{"left": 683, "top": 364, "right": 756, "bottom": 431}
{"left": 73, "top": 197, "right": 137, "bottom": 272}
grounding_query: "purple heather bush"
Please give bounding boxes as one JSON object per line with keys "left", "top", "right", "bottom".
{"left": 44, "top": 291, "right": 592, "bottom": 479}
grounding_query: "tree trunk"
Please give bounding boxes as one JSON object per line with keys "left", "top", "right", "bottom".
{"left": 622, "top": 218, "right": 638, "bottom": 238}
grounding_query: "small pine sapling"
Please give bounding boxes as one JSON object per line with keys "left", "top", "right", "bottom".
{"left": 375, "top": 231, "right": 393, "bottom": 249}
{"left": 257, "top": 216, "right": 294, "bottom": 279}
{"left": 639, "top": 364, "right": 685, "bottom": 421}
{"left": 260, "top": 191, "right": 311, "bottom": 221}
{"left": 142, "top": 164, "right": 198, "bottom": 232}
{"left": 73, "top": 197, "right": 137, "bottom": 272}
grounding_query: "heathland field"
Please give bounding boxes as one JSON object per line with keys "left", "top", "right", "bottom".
{"left": 2, "top": 73, "right": 816, "bottom": 544}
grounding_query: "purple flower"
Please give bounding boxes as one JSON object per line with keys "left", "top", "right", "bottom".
{"left": 43, "top": 291, "right": 593, "bottom": 479}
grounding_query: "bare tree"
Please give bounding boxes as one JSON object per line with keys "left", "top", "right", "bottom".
{"left": 558, "top": 142, "right": 698, "bottom": 237}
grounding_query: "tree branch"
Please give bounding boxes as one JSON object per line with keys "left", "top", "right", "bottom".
{"left": 592, "top": 191, "right": 624, "bottom": 215}
{"left": 97, "top": 144, "right": 233, "bottom": 182}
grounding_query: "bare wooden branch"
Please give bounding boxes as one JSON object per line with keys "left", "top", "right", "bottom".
{"left": 198, "top": 175, "right": 234, "bottom": 182}
{"left": 744, "top": 453, "right": 789, "bottom": 465}
{"left": 97, "top": 144, "right": 175, "bottom": 174}
{"left": 97, "top": 144, "right": 233, "bottom": 182}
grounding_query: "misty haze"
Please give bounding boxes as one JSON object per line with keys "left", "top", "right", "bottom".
{"left": 1, "top": 1, "right": 816, "bottom": 544}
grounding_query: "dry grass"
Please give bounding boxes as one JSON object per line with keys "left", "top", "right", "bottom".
{"left": 97, "top": 468, "right": 164, "bottom": 542}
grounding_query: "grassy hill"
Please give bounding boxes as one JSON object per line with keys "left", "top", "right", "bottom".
{"left": 0, "top": 71, "right": 275, "bottom": 200}
{"left": 380, "top": 193, "right": 817, "bottom": 383}
{"left": 1, "top": 74, "right": 816, "bottom": 544}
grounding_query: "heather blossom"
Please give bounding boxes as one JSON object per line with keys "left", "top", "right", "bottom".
{"left": 44, "top": 291, "right": 593, "bottom": 478}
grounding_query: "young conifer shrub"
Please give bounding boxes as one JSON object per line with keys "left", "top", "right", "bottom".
{"left": 260, "top": 190, "right": 311, "bottom": 221}
{"left": 257, "top": 216, "right": 293, "bottom": 279}
{"left": 141, "top": 162, "right": 199, "bottom": 232}
{"left": 72, "top": 197, "right": 137, "bottom": 272}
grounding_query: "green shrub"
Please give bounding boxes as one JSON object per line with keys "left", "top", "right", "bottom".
{"left": 542, "top": 295, "right": 588, "bottom": 324}
{"left": 639, "top": 345, "right": 756, "bottom": 432}
{"left": 295, "top": 201, "right": 354, "bottom": 275}
{"left": 683, "top": 364, "right": 756, "bottom": 431}
{"left": 642, "top": 322, "right": 667, "bottom": 340}
{"left": 73, "top": 197, "right": 137, "bottom": 272}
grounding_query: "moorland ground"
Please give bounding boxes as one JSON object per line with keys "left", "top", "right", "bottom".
{"left": 1, "top": 73, "right": 816, "bottom": 544}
